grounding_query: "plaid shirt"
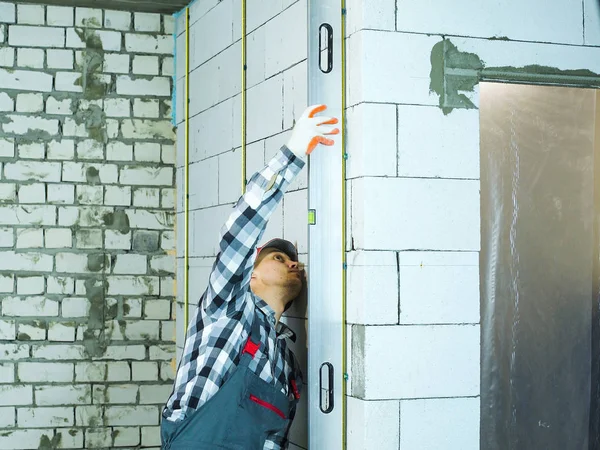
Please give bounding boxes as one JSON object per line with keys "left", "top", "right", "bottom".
{"left": 164, "top": 146, "right": 305, "bottom": 449}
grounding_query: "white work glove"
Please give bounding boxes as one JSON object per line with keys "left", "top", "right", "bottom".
{"left": 287, "top": 105, "right": 340, "bottom": 160}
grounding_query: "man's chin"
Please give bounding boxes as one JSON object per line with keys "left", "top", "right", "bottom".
{"left": 285, "top": 281, "right": 302, "bottom": 297}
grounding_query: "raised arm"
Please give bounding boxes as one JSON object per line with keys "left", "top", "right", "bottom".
{"left": 201, "top": 105, "right": 339, "bottom": 317}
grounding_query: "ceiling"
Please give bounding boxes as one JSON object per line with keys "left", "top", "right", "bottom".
{"left": 12, "top": 0, "right": 190, "bottom": 14}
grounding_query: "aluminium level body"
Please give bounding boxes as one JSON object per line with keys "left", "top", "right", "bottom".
{"left": 307, "top": 1, "right": 345, "bottom": 449}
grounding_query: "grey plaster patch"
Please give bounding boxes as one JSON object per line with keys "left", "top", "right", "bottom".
{"left": 38, "top": 433, "right": 61, "bottom": 449}
{"left": 83, "top": 278, "right": 110, "bottom": 357}
{"left": 82, "top": 328, "right": 108, "bottom": 358}
{"left": 74, "top": 27, "right": 111, "bottom": 102}
{"left": 133, "top": 230, "right": 159, "bottom": 252}
{"left": 111, "top": 429, "right": 120, "bottom": 447}
{"left": 429, "top": 40, "right": 482, "bottom": 115}
{"left": 72, "top": 103, "right": 108, "bottom": 144}
{"left": 429, "top": 38, "right": 600, "bottom": 115}
{"left": 103, "top": 210, "right": 131, "bottom": 234}
{"left": 87, "top": 254, "right": 108, "bottom": 272}
{"left": 140, "top": 276, "right": 157, "bottom": 296}
{"left": 86, "top": 166, "right": 100, "bottom": 184}
{"left": 118, "top": 320, "right": 128, "bottom": 341}
{"left": 159, "top": 100, "right": 171, "bottom": 118}
{"left": 82, "top": 18, "right": 102, "bottom": 28}
{"left": 351, "top": 325, "right": 366, "bottom": 399}
{"left": 87, "top": 414, "right": 100, "bottom": 428}
{"left": 69, "top": 25, "right": 110, "bottom": 144}
{"left": 156, "top": 212, "right": 175, "bottom": 229}
{"left": 85, "top": 278, "right": 106, "bottom": 330}
{"left": 107, "top": 302, "right": 118, "bottom": 320}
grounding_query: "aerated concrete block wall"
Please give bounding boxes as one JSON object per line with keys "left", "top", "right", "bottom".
{"left": 345, "top": 0, "right": 600, "bottom": 449}
{"left": 0, "top": 2, "right": 176, "bottom": 449}
{"left": 174, "top": 0, "right": 308, "bottom": 447}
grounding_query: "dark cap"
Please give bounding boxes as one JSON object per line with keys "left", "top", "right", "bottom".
{"left": 257, "top": 238, "right": 298, "bottom": 262}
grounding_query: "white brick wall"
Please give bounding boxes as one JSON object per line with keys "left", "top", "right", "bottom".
{"left": 177, "top": 0, "right": 309, "bottom": 446}
{"left": 342, "top": 0, "right": 600, "bottom": 448}
{"left": 347, "top": 397, "right": 399, "bottom": 450}
{"left": 396, "top": 0, "right": 582, "bottom": 44}
{"left": 400, "top": 398, "right": 480, "bottom": 450}
{"left": 0, "top": 2, "right": 175, "bottom": 448}
{"left": 346, "top": 103, "right": 397, "bottom": 179}
{"left": 586, "top": 0, "right": 600, "bottom": 45}
{"left": 17, "top": 48, "right": 44, "bottom": 69}
{"left": 104, "top": 10, "right": 131, "bottom": 31}
{"left": 397, "top": 106, "right": 480, "bottom": 179}
{"left": 8, "top": 25, "right": 65, "bottom": 48}
{"left": 350, "top": 325, "right": 480, "bottom": 400}
{"left": 125, "top": 34, "right": 172, "bottom": 55}
{"left": 47, "top": 6, "right": 73, "bottom": 27}
{"left": 17, "top": 4, "right": 44, "bottom": 25}
{"left": 351, "top": 177, "right": 480, "bottom": 251}
{"left": 399, "top": 252, "right": 480, "bottom": 324}
{"left": 346, "top": 0, "right": 395, "bottom": 35}
{"left": 172, "top": 0, "right": 600, "bottom": 447}
{"left": 347, "top": 251, "right": 398, "bottom": 325}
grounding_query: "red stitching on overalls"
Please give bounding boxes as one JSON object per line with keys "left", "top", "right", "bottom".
{"left": 290, "top": 379, "right": 300, "bottom": 400}
{"left": 249, "top": 394, "right": 286, "bottom": 419}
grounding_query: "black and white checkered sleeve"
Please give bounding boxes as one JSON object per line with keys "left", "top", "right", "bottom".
{"left": 202, "top": 146, "right": 305, "bottom": 316}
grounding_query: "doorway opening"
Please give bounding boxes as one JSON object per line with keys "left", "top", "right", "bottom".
{"left": 480, "top": 82, "right": 600, "bottom": 449}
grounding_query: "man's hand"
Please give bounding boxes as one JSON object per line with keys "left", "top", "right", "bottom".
{"left": 287, "top": 105, "right": 340, "bottom": 159}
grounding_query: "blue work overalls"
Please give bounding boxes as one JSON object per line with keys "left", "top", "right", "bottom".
{"left": 160, "top": 314, "right": 301, "bottom": 449}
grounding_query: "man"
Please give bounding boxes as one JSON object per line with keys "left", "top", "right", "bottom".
{"left": 161, "top": 105, "right": 340, "bottom": 449}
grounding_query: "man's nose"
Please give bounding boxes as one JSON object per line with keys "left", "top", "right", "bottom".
{"left": 288, "top": 261, "right": 298, "bottom": 269}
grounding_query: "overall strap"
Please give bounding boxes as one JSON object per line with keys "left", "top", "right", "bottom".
{"left": 241, "top": 312, "right": 262, "bottom": 361}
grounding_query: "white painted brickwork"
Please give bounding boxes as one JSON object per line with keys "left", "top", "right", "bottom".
{"left": 0, "top": 2, "right": 175, "bottom": 449}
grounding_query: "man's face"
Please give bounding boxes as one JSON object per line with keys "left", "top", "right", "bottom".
{"left": 252, "top": 249, "right": 303, "bottom": 297}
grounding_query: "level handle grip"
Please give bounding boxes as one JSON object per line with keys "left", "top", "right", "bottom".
{"left": 319, "top": 362, "right": 334, "bottom": 413}
{"left": 318, "top": 23, "right": 333, "bottom": 74}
